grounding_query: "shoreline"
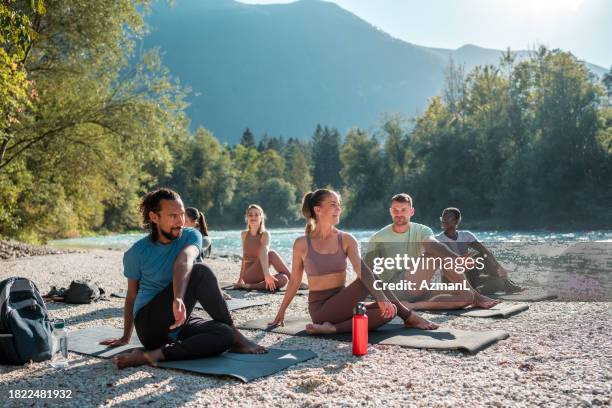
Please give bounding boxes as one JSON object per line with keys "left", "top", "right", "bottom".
{"left": 1, "top": 249, "right": 610, "bottom": 407}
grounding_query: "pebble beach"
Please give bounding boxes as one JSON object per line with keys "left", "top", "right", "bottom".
{"left": 0, "top": 248, "right": 610, "bottom": 407}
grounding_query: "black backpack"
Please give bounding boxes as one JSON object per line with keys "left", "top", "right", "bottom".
{"left": 0, "top": 277, "right": 53, "bottom": 365}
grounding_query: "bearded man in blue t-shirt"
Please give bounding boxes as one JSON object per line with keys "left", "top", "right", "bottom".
{"left": 101, "top": 188, "right": 266, "bottom": 369}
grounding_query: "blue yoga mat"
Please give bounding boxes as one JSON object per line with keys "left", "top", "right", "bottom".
{"left": 67, "top": 326, "right": 316, "bottom": 382}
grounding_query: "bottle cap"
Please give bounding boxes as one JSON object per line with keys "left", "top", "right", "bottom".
{"left": 53, "top": 319, "right": 65, "bottom": 329}
{"left": 353, "top": 302, "right": 367, "bottom": 315}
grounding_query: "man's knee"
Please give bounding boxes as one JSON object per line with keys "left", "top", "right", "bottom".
{"left": 191, "top": 263, "right": 217, "bottom": 284}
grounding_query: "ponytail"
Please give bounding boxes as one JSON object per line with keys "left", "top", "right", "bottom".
{"left": 301, "top": 189, "right": 337, "bottom": 235}
{"left": 301, "top": 192, "right": 315, "bottom": 234}
{"left": 197, "top": 212, "right": 209, "bottom": 236}
{"left": 185, "top": 207, "right": 208, "bottom": 237}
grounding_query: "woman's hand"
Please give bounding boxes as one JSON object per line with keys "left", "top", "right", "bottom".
{"left": 264, "top": 274, "right": 278, "bottom": 291}
{"left": 100, "top": 337, "right": 130, "bottom": 347}
{"left": 268, "top": 309, "right": 285, "bottom": 328}
{"left": 377, "top": 300, "right": 396, "bottom": 319}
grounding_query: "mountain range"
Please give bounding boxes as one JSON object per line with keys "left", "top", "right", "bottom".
{"left": 142, "top": 0, "right": 608, "bottom": 144}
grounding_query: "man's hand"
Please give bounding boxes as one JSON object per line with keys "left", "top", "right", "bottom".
{"left": 100, "top": 337, "right": 130, "bottom": 347}
{"left": 170, "top": 298, "right": 187, "bottom": 330}
{"left": 264, "top": 274, "right": 278, "bottom": 291}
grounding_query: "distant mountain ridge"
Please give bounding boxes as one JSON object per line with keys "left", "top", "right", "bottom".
{"left": 142, "top": 0, "right": 608, "bottom": 143}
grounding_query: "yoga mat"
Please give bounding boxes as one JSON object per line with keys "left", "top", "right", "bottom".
{"left": 67, "top": 326, "right": 316, "bottom": 382}
{"left": 425, "top": 303, "right": 529, "bottom": 318}
{"left": 110, "top": 291, "right": 269, "bottom": 311}
{"left": 219, "top": 282, "right": 309, "bottom": 296}
{"left": 238, "top": 317, "right": 509, "bottom": 354}
{"left": 199, "top": 298, "right": 269, "bottom": 311}
{"left": 488, "top": 289, "right": 557, "bottom": 302}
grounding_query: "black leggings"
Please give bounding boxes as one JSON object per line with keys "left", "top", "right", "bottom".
{"left": 134, "top": 263, "right": 235, "bottom": 361}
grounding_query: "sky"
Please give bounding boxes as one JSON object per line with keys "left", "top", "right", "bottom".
{"left": 237, "top": 0, "right": 612, "bottom": 68}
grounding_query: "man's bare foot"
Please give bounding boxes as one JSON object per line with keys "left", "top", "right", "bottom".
{"left": 403, "top": 312, "right": 438, "bottom": 330}
{"left": 229, "top": 328, "right": 267, "bottom": 354}
{"left": 114, "top": 349, "right": 158, "bottom": 369}
{"left": 305, "top": 322, "right": 337, "bottom": 335}
{"left": 474, "top": 293, "right": 500, "bottom": 309}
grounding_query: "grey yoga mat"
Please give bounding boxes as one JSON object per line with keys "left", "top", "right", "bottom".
{"left": 238, "top": 317, "right": 509, "bottom": 354}
{"left": 110, "top": 291, "right": 269, "bottom": 311}
{"left": 219, "top": 282, "right": 309, "bottom": 296}
{"left": 488, "top": 289, "right": 557, "bottom": 302}
{"left": 67, "top": 326, "right": 316, "bottom": 383}
{"left": 426, "top": 303, "right": 529, "bottom": 318}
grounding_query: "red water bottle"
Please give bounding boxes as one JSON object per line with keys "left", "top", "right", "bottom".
{"left": 352, "top": 302, "right": 368, "bottom": 356}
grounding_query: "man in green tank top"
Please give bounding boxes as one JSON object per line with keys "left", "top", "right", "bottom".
{"left": 365, "top": 193, "right": 499, "bottom": 310}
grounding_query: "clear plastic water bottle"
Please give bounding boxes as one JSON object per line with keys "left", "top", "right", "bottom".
{"left": 50, "top": 319, "right": 68, "bottom": 369}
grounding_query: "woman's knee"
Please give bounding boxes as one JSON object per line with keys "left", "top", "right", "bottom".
{"left": 267, "top": 250, "right": 280, "bottom": 261}
{"left": 276, "top": 273, "right": 289, "bottom": 287}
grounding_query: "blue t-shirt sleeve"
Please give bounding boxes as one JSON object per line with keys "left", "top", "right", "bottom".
{"left": 123, "top": 248, "right": 141, "bottom": 280}
{"left": 183, "top": 228, "right": 203, "bottom": 251}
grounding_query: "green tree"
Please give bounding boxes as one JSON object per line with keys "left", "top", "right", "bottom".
{"left": 311, "top": 124, "right": 342, "bottom": 189}
{"left": 0, "top": 0, "right": 188, "bottom": 240}
{"left": 340, "top": 128, "right": 386, "bottom": 226}
{"left": 253, "top": 178, "right": 297, "bottom": 226}
{"left": 1, "top": 0, "right": 45, "bottom": 158}
{"left": 603, "top": 66, "right": 612, "bottom": 97}
{"left": 240, "top": 127, "right": 255, "bottom": 148}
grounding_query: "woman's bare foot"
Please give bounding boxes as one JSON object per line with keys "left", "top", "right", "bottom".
{"left": 233, "top": 282, "right": 247, "bottom": 290}
{"left": 474, "top": 293, "right": 500, "bottom": 309}
{"left": 305, "top": 322, "right": 337, "bottom": 335}
{"left": 299, "top": 282, "right": 309, "bottom": 290}
{"left": 504, "top": 279, "right": 524, "bottom": 293}
{"left": 114, "top": 349, "right": 160, "bottom": 369}
{"left": 403, "top": 312, "right": 438, "bottom": 330}
{"left": 222, "top": 290, "right": 232, "bottom": 300}
{"left": 229, "top": 328, "right": 267, "bottom": 354}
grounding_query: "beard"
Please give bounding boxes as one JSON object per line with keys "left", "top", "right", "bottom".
{"left": 159, "top": 226, "right": 182, "bottom": 241}
{"left": 393, "top": 217, "right": 408, "bottom": 226}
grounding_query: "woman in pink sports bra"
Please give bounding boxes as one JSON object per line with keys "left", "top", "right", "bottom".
{"left": 234, "top": 204, "right": 295, "bottom": 292}
{"left": 269, "top": 189, "right": 438, "bottom": 334}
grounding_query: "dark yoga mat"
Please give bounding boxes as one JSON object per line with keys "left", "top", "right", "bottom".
{"left": 219, "top": 282, "right": 309, "bottom": 296}
{"left": 216, "top": 298, "right": 269, "bottom": 311}
{"left": 110, "top": 291, "right": 269, "bottom": 311}
{"left": 488, "top": 289, "right": 557, "bottom": 302}
{"left": 238, "top": 317, "right": 509, "bottom": 354}
{"left": 67, "top": 326, "right": 316, "bottom": 382}
{"left": 425, "top": 303, "right": 529, "bottom": 318}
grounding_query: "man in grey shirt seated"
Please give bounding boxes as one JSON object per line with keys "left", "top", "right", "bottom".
{"left": 437, "top": 207, "right": 523, "bottom": 294}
